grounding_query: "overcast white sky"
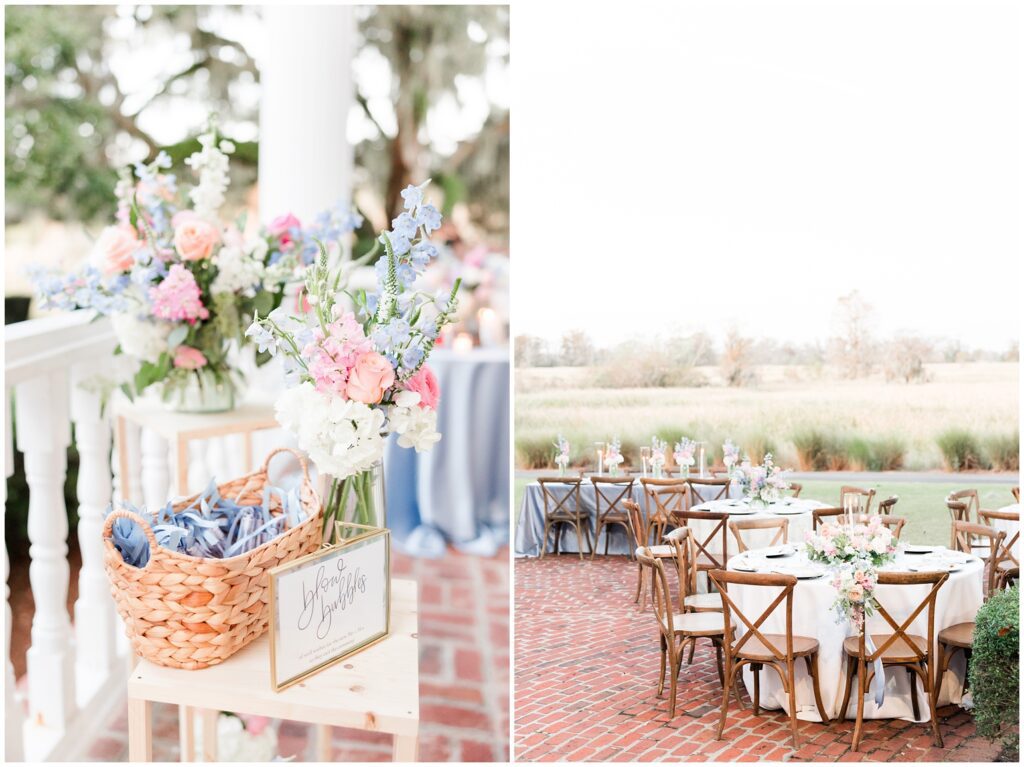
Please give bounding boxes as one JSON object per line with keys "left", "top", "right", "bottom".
{"left": 513, "top": 1, "right": 1021, "bottom": 351}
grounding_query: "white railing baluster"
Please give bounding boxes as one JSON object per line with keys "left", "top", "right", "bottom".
{"left": 15, "top": 370, "right": 77, "bottom": 731}
{"left": 4, "top": 385, "right": 26, "bottom": 760}
{"left": 140, "top": 428, "right": 170, "bottom": 510}
{"left": 70, "top": 364, "right": 117, "bottom": 702}
{"left": 188, "top": 440, "right": 207, "bottom": 495}
{"left": 124, "top": 420, "right": 143, "bottom": 506}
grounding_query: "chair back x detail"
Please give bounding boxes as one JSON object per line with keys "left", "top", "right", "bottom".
{"left": 952, "top": 521, "right": 1006, "bottom": 597}
{"left": 537, "top": 477, "right": 589, "bottom": 559}
{"left": 590, "top": 476, "right": 636, "bottom": 559}
{"left": 685, "top": 477, "right": 731, "bottom": 505}
{"left": 728, "top": 518, "right": 789, "bottom": 553}
{"left": 671, "top": 509, "right": 729, "bottom": 572}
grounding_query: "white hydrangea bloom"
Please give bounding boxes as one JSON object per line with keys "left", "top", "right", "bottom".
{"left": 275, "top": 382, "right": 387, "bottom": 479}
{"left": 211, "top": 244, "right": 264, "bottom": 297}
{"left": 111, "top": 312, "right": 172, "bottom": 363}
{"left": 388, "top": 400, "right": 441, "bottom": 452}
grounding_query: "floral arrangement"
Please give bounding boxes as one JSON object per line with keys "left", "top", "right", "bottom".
{"left": 604, "top": 438, "right": 624, "bottom": 472}
{"left": 828, "top": 562, "right": 880, "bottom": 629}
{"left": 554, "top": 435, "right": 571, "bottom": 473}
{"left": 804, "top": 515, "right": 897, "bottom": 569}
{"left": 673, "top": 437, "right": 696, "bottom": 472}
{"left": 722, "top": 439, "right": 740, "bottom": 471}
{"left": 731, "top": 452, "right": 790, "bottom": 505}
{"left": 30, "top": 120, "right": 361, "bottom": 408}
{"left": 650, "top": 436, "right": 667, "bottom": 477}
{"left": 805, "top": 515, "right": 897, "bottom": 628}
{"left": 246, "top": 182, "right": 460, "bottom": 536}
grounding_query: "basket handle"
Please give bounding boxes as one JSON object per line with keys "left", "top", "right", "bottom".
{"left": 101, "top": 508, "right": 159, "bottom": 549}
{"left": 261, "top": 447, "right": 312, "bottom": 487}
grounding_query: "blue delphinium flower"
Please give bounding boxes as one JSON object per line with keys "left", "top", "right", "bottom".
{"left": 391, "top": 212, "right": 419, "bottom": 240}
{"left": 245, "top": 321, "right": 278, "bottom": 355}
{"left": 416, "top": 204, "right": 442, "bottom": 233}
{"left": 380, "top": 230, "right": 411, "bottom": 257}
{"left": 400, "top": 184, "right": 424, "bottom": 211}
{"left": 410, "top": 241, "right": 437, "bottom": 270}
{"left": 401, "top": 344, "right": 424, "bottom": 371}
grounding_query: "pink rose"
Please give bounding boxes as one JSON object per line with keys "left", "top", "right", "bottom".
{"left": 90, "top": 224, "right": 142, "bottom": 276}
{"left": 239, "top": 714, "right": 271, "bottom": 736}
{"left": 173, "top": 217, "right": 220, "bottom": 261}
{"left": 173, "top": 345, "right": 207, "bottom": 369}
{"left": 268, "top": 213, "right": 301, "bottom": 246}
{"left": 403, "top": 365, "right": 440, "bottom": 410}
{"left": 346, "top": 352, "right": 396, "bottom": 404}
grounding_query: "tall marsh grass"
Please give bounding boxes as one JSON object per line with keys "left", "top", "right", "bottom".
{"left": 516, "top": 363, "right": 1018, "bottom": 472}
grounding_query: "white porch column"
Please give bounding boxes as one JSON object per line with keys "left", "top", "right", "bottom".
{"left": 258, "top": 4, "right": 355, "bottom": 224}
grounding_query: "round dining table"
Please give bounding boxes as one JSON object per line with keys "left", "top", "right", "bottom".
{"left": 725, "top": 545, "right": 984, "bottom": 723}
{"left": 689, "top": 497, "right": 828, "bottom": 552}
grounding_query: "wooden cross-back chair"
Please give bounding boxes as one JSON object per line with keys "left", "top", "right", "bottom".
{"left": 709, "top": 569, "right": 829, "bottom": 749}
{"left": 640, "top": 478, "right": 689, "bottom": 544}
{"left": 785, "top": 482, "right": 803, "bottom": 498}
{"left": 839, "top": 570, "right": 949, "bottom": 752}
{"left": 945, "top": 500, "right": 972, "bottom": 550}
{"left": 947, "top": 489, "right": 980, "bottom": 524}
{"left": 811, "top": 507, "right": 844, "bottom": 531}
{"left": 952, "top": 521, "right": 1006, "bottom": 598}
{"left": 625, "top": 500, "right": 675, "bottom": 609}
{"left": 670, "top": 509, "right": 730, "bottom": 577}
{"left": 685, "top": 477, "right": 731, "bottom": 505}
{"left": 637, "top": 549, "right": 735, "bottom": 720}
{"left": 728, "top": 518, "right": 789, "bottom": 553}
{"left": 537, "top": 477, "right": 589, "bottom": 559}
{"left": 590, "top": 476, "right": 636, "bottom": 559}
{"left": 839, "top": 486, "right": 876, "bottom": 515}
{"left": 664, "top": 527, "right": 721, "bottom": 614}
{"left": 877, "top": 495, "right": 899, "bottom": 515}
{"left": 978, "top": 508, "right": 1019, "bottom": 584}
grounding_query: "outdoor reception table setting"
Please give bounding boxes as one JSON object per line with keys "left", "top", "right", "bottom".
{"left": 515, "top": 474, "right": 743, "bottom": 557}
{"left": 725, "top": 542, "right": 985, "bottom": 723}
{"left": 690, "top": 496, "right": 829, "bottom": 550}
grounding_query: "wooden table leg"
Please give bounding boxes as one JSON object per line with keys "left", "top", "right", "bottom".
{"left": 178, "top": 705, "right": 195, "bottom": 762}
{"left": 128, "top": 697, "right": 153, "bottom": 762}
{"left": 176, "top": 436, "right": 189, "bottom": 497}
{"left": 201, "top": 708, "right": 219, "bottom": 762}
{"left": 393, "top": 731, "right": 418, "bottom": 762}
{"left": 316, "top": 724, "right": 333, "bottom": 761}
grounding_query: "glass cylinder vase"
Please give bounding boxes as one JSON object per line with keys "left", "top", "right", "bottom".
{"left": 165, "top": 367, "right": 236, "bottom": 413}
{"left": 324, "top": 461, "right": 386, "bottom": 543}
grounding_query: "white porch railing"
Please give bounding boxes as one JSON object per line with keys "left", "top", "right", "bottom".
{"left": 4, "top": 313, "right": 298, "bottom": 761}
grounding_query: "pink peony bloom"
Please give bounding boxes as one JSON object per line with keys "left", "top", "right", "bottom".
{"left": 304, "top": 312, "right": 374, "bottom": 398}
{"left": 90, "top": 224, "right": 142, "bottom": 276}
{"left": 268, "top": 213, "right": 301, "bottom": 246}
{"left": 174, "top": 215, "right": 220, "bottom": 261}
{"left": 347, "top": 352, "right": 396, "bottom": 404}
{"left": 149, "top": 264, "right": 210, "bottom": 323}
{"left": 239, "top": 714, "right": 272, "bottom": 736}
{"left": 173, "top": 345, "right": 207, "bottom": 369}
{"left": 403, "top": 365, "right": 441, "bottom": 410}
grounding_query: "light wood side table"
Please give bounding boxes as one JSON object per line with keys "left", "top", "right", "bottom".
{"left": 127, "top": 578, "right": 419, "bottom": 762}
{"left": 114, "top": 398, "right": 280, "bottom": 500}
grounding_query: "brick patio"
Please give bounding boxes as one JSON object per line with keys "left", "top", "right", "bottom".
{"left": 514, "top": 555, "right": 1000, "bottom": 763}
{"left": 16, "top": 545, "right": 510, "bottom": 762}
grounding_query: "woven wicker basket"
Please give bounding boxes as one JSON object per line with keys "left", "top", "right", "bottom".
{"left": 102, "top": 447, "right": 322, "bottom": 670}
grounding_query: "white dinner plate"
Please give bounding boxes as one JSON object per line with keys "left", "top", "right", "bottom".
{"left": 908, "top": 562, "right": 961, "bottom": 573}
{"left": 772, "top": 566, "right": 825, "bottom": 579}
{"left": 733, "top": 561, "right": 758, "bottom": 572}
{"left": 762, "top": 546, "right": 797, "bottom": 558}
{"left": 771, "top": 507, "right": 806, "bottom": 515}
{"left": 726, "top": 507, "right": 758, "bottom": 516}
{"left": 904, "top": 545, "right": 938, "bottom": 555}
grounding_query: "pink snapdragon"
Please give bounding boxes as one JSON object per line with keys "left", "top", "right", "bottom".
{"left": 149, "top": 264, "right": 210, "bottom": 323}
{"left": 403, "top": 365, "right": 440, "bottom": 410}
{"left": 304, "top": 311, "right": 374, "bottom": 398}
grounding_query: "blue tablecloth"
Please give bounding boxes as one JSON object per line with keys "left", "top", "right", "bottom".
{"left": 385, "top": 348, "right": 510, "bottom": 558}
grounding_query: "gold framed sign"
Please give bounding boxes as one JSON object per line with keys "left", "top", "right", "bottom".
{"left": 268, "top": 523, "right": 391, "bottom": 691}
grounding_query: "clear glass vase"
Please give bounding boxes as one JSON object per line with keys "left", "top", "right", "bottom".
{"left": 324, "top": 461, "right": 386, "bottom": 543}
{"left": 166, "top": 367, "right": 236, "bottom": 413}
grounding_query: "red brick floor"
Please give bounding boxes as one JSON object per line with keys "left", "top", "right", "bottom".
{"left": 64, "top": 546, "right": 510, "bottom": 762}
{"left": 514, "top": 555, "right": 1000, "bottom": 763}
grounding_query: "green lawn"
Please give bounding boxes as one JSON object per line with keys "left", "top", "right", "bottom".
{"left": 514, "top": 476, "right": 1017, "bottom": 545}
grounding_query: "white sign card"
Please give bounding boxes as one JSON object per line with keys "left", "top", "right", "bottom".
{"left": 269, "top": 526, "right": 390, "bottom": 691}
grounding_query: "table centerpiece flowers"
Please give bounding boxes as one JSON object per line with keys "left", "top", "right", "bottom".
{"left": 731, "top": 452, "right": 790, "bottom": 508}
{"left": 650, "top": 436, "right": 667, "bottom": 478}
{"left": 722, "top": 439, "right": 740, "bottom": 472}
{"left": 604, "top": 438, "right": 624, "bottom": 476}
{"left": 30, "top": 121, "right": 361, "bottom": 412}
{"left": 554, "top": 435, "right": 571, "bottom": 476}
{"left": 673, "top": 437, "right": 697, "bottom": 477}
{"left": 246, "top": 182, "right": 460, "bottom": 539}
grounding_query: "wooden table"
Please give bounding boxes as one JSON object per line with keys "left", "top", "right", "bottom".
{"left": 127, "top": 579, "right": 419, "bottom": 761}
{"left": 114, "top": 398, "right": 279, "bottom": 499}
